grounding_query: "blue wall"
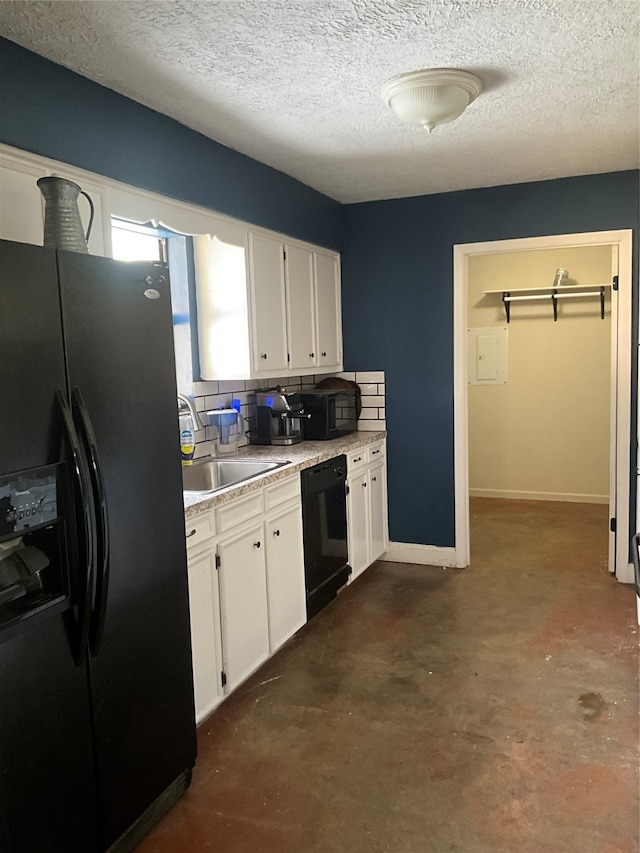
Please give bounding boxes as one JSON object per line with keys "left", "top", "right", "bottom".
{"left": 0, "top": 38, "right": 343, "bottom": 250}
{"left": 343, "top": 173, "right": 639, "bottom": 547}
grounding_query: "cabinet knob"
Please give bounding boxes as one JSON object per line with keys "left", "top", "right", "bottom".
{"left": 254, "top": 541, "right": 261, "bottom": 549}
{"left": 310, "top": 352, "right": 315, "bottom": 358}
{"left": 362, "top": 482, "right": 367, "bottom": 488}
{"left": 372, "top": 476, "right": 377, "bottom": 482}
{"left": 322, "top": 351, "right": 327, "bottom": 357}
{"left": 186, "top": 528, "right": 197, "bottom": 539}
{"left": 372, "top": 449, "right": 380, "bottom": 455}
{"left": 354, "top": 456, "right": 361, "bottom": 462}
{"left": 261, "top": 353, "right": 268, "bottom": 360}
{"left": 273, "top": 529, "right": 280, "bottom": 537}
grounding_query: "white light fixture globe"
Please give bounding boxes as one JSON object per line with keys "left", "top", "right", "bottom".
{"left": 380, "top": 68, "right": 482, "bottom": 132}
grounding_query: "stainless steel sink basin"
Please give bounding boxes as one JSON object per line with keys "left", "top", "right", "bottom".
{"left": 182, "top": 457, "right": 289, "bottom": 494}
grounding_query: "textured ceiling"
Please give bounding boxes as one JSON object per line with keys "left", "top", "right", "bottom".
{"left": 1, "top": 0, "right": 638, "bottom": 203}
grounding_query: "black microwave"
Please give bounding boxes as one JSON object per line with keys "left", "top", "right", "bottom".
{"left": 299, "top": 390, "right": 358, "bottom": 440}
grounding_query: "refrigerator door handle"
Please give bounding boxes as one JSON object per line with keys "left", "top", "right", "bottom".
{"left": 632, "top": 533, "right": 640, "bottom": 597}
{"left": 56, "top": 389, "right": 95, "bottom": 666}
{"left": 72, "top": 386, "right": 110, "bottom": 656}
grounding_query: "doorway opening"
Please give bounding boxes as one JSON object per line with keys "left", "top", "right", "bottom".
{"left": 453, "top": 231, "right": 633, "bottom": 583}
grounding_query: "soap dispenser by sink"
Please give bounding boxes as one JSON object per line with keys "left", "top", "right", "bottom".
{"left": 208, "top": 400, "right": 246, "bottom": 456}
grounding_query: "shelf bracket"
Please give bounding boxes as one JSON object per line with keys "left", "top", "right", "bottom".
{"left": 502, "top": 291, "right": 511, "bottom": 323}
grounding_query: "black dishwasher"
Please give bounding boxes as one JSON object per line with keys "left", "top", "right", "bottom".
{"left": 301, "top": 455, "right": 350, "bottom": 619}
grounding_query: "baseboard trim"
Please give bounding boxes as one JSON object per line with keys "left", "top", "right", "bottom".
{"left": 469, "top": 488, "right": 609, "bottom": 505}
{"left": 383, "top": 542, "right": 460, "bottom": 567}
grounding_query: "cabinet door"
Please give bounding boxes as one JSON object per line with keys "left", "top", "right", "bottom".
{"left": 248, "top": 232, "right": 288, "bottom": 374}
{"left": 347, "top": 470, "right": 370, "bottom": 581}
{"left": 285, "top": 244, "right": 317, "bottom": 371}
{"left": 0, "top": 162, "right": 45, "bottom": 246}
{"left": 265, "top": 502, "right": 307, "bottom": 652}
{"left": 217, "top": 523, "right": 270, "bottom": 691}
{"left": 187, "top": 547, "right": 224, "bottom": 723}
{"left": 369, "top": 462, "right": 388, "bottom": 563}
{"left": 314, "top": 251, "right": 342, "bottom": 371}
{"left": 194, "top": 222, "right": 251, "bottom": 380}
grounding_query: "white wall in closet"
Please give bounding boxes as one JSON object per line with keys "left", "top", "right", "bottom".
{"left": 468, "top": 245, "right": 612, "bottom": 503}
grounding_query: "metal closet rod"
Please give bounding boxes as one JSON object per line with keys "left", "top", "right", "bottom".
{"left": 503, "top": 292, "right": 602, "bottom": 302}
{"left": 501, "top": 286, "right": 606, "bottom": 323}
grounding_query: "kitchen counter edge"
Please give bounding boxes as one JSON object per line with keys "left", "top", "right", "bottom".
{"left": 183, "top": 431, "right": 386, "bottom": 518}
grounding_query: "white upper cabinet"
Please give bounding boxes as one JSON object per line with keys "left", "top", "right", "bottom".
{"left": 194, "top": 220, "right": 253, "bottom": 380}
{"left": 285, "top": 243, "right": 317, "bottom": 371}
{"left": 314, "top": 251, "right": 343, "bottom": 371}
{"left": 0, "top": 161, "right": 44, "bottom": 247}
{"left": 0, "top": 144, "right": 343, "bottom": 381}
{"left": 284, "top": 243, "right": 343, "bottom": 375}
{"left": 196, "top": 225, "right": 343, "bottom": 380}
{"left": 248, "top": 232, "right": 289, "bottom": 375}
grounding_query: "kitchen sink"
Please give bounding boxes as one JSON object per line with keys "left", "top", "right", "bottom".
{"left": 182, "top": 457, "right": 289, "bottom": 494}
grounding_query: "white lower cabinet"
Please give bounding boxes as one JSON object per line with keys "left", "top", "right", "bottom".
{"left": 347, "top": 440, "right": 388, "bottom": 582}
{"left": 347, "top": 468, "right": 370, "bottom": 580}
{"left": 264, "top": 502, "right": 306, "bottom": 653}
{"left": 369, "top": 461, "right": 387, "bottom": 564}
{"left": 186, "top": 543, "right": 224, "bottom": 723}
{"left": 185, "top": 473, "right": 306, "bottom": 722}
{"left": 217, "top": 522, "right": 270, "bottom": 693}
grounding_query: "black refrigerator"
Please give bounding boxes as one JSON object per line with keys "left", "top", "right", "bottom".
{"left": 0, "top": 239, "right": 197, "bottom": 852}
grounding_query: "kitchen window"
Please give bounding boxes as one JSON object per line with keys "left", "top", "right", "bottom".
{"left": 111, "top": 217, "right": 199, "bottom": 393}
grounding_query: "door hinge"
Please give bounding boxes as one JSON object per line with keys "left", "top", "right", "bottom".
{"left": 221, "top": 671, "right": 227, "bottom": 687}
{"left": 612, "top": 275, "right": 619, "bottom": 291}
{"left": 345, "top": 483, "right": 350, "bottom": 495}
{"left": 215, "top": 552, "right": 221, "bottom": 569}
{"left": 287, "top": 353, "right": 290, "bottom": 362}
{"left": 347, "top": 564, "right": 353, "bottom": 577}
{"left": 283, "top": 248, "right": 287, "bottom": 260}
{"left": 610, "top": 517, "right": 617, "bottom": 533}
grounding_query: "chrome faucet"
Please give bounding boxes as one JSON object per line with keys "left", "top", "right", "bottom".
{"left": 177, "top": 393, "right": 205, "bottom": 431}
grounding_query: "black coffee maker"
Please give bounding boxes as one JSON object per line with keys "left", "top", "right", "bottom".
{"left": 251, "top": 388, "right": 309, "bottom": 446}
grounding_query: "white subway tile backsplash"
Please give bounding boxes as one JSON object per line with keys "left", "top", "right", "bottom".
{"left": 359, "top": 383, "right": 378, "bottom": 396}
{"left": 358, "top": 420, "right": 385, "bottom": 431}
{"left": 217, "top": 380, "right": 244, "bottom": 394}
{"left": 191, "top": 369, "right": 386, "bottom": 451}
{"left": 193, "top": 380, "right": 218, "bottom": 396}
{"left": 205, "top": 393, "right": 232, "bottom": 410}
{"left": 356, "top": 371, "right": 385, "bottom": 383}
{"left": 245, "top": 378, "right": 271, "bottom": 391}
{"left": 361, "top": 395, "right": 384, "bottom": 408}
{"left": 231, "top": 391, "right": 250, "bottom": 406}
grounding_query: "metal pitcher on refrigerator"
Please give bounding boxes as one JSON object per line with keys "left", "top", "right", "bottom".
{"left": 37, "top": 176, "right": 94, "bottom": 253}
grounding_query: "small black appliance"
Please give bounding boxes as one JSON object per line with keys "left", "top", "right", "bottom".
{"left": 299, "top": 389, "right": 357, "bottom": 440}
{"left": 251, "top": 387, "right": 309, "bottom": 446}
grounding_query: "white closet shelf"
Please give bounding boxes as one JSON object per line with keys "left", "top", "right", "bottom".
{"left": 483, "top": 283, "right": 612, "bottom": 323}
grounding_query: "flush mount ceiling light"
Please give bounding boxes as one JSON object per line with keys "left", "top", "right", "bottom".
{"left": 380, "top": 68, "right": 482, "bottom": 133}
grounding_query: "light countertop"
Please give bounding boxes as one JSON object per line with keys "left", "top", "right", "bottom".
{"left": 184, "top": 431, "right": 386, "bottom": 518}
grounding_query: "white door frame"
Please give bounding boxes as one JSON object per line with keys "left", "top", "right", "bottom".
{"left": 453, "top": 230, "right": 633, "bottom": 583}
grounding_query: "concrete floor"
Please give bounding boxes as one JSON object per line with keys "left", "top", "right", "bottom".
{"left": 138, "top": 499, "right": 639, "bottom": 853}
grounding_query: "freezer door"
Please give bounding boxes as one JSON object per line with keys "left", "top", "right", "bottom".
{"left": 0, "top": 240, "right": 66, "bottom": 473}
{"left": 57, "top": 252, "right": 197, "bottom": 849}
{"left": 0, "top": 240, "right": 99, "bottom": 852}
